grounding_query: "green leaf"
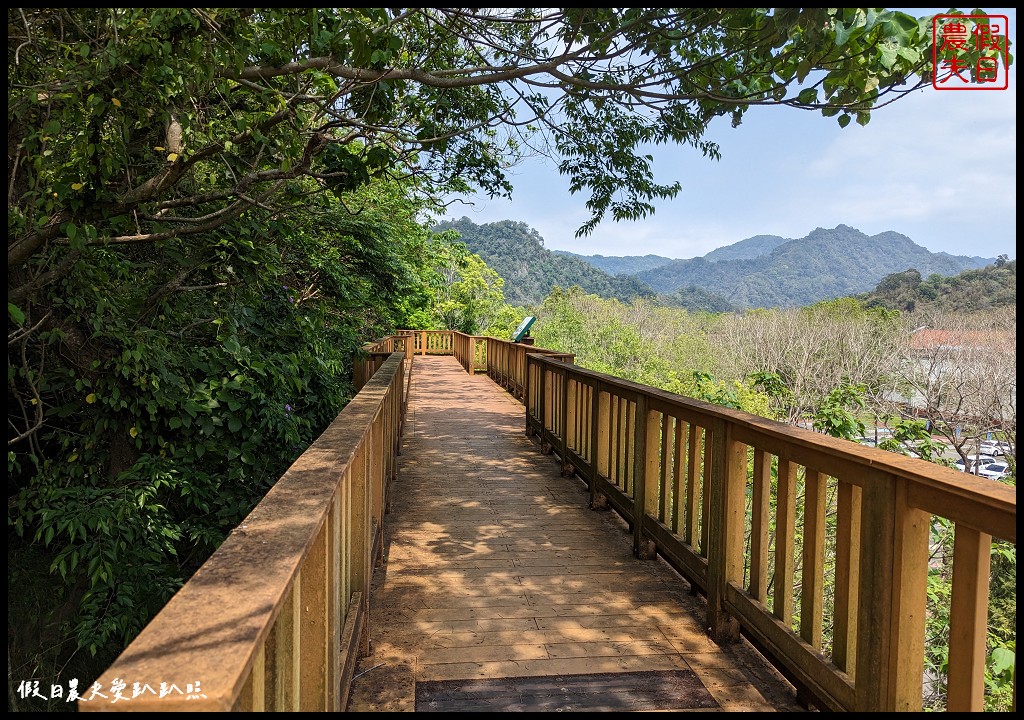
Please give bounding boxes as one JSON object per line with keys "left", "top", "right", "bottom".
{"left": 228, "top": 417, "right": 242, "bottom": 433}
{"left": 990, "top": 646, "right": 1014, "bottom": 676}
{"left": 878, "top": 44, "right": 898, "bottom": 70}
{"left": 795, "top": 58, "right": 812, "bottom": 83}
{"left": 8, "top": 303, "right": 25, "bottom": 325}
{"left": 837, "top": 114, "right": 852, "bottom": 128}
{"left": 834, "top": 21, "right": 852, "bottom": 47}
{"left": 797, "top": 88, "right": 818, "bottom": 105}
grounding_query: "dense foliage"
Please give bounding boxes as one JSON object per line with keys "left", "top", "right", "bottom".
{"left": 860, "top": 257, "right": 1017, "bottom": 313}
{"left": 532, "top": 288, "right": 773, "bottom": 414}
{"left": 7, "top": 176, "right": 453, "bottom": 703}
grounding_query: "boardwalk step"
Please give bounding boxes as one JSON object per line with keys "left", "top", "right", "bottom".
{"left": 414, "top": 669, "right": 719, "bottom": 712}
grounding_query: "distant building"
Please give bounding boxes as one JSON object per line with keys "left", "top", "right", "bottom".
{"left": 888, "top": 327, "right": 1016, "bottom": 430}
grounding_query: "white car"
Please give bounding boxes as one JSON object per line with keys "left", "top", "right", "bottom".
{"left": 954, "top": 455, "right": 997, "bottom": 474}
{"left": 979, "top": 441, "right": 1012, "bottom": 456}
{"left": 976, "top": 462, "right": 1011, "bottom": 481}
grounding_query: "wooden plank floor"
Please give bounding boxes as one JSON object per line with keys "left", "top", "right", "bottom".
{"left": 346, "top": 356, "right": 805, "bottom": 712}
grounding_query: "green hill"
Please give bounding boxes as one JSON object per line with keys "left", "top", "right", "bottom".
{"left": 859, "top": 258, "right": 1016, "bottom": 312}
{"left": 551, "top": 251, "right": 675, "bottom": 276}
{"left": 434, "top": 217, "right": 657, "bottom": 306}
{"left": 702, "top": 234, "right": 789, "bottom": 262}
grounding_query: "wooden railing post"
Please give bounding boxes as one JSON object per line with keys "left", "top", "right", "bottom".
{"left": 589, "top": 381, "right": 603, "bottom": 508}
{"left": 706, "top": 419, "right": 742, "bottom": 643}
{"left": 853, "top": 472, "right": 929, "bottom": 711}
{"left": 946, "top": 525, "right": 991, "bottom": 711}
{"left": 538, "top": 360, "right": 551, "bottom": 454}
{"left": 631, "top": 396, "right": 651, "bottom": 558}
{"left": 559, "top": 367, "right": 572, "bottom": 476}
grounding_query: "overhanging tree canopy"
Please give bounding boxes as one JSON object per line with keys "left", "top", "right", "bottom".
{"left": 9, "top": 7, "right": 1001, "bottom": 293}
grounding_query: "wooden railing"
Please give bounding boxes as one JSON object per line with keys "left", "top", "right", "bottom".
{"left": 353, "top": 333, "right": 413, "bottom": 391}
{"left": 452, "top": 332, "right": 487, "bottom": 374}
{"left": 480, "top": 336, "right": 574, "bottom": 400}
{"left": 524, "top": 353, "right": 1016, "bottom": 713}
{"left": 81, "top": 352, "right": 407, "bottom": 712}
{"left": 82, "top": 327, "right": 1014, "bottom": 712}
{"left": 401, "top": 329, "right": 454, "bottom": 356}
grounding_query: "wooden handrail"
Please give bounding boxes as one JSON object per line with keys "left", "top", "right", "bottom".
{"left": 394, "top": 330, "right": 577, "bottom": 400}
{"left": 77, "top": 326, "right": 1015, "bottom": 712}
{"left": 80, "top": 353, "right": 408, "bottom": 712}
{"left": 396, "top": 329, "right": 455, "bottom": 356}
{"left": 523, "top": 353, "right": 1016, "bottom": 712}
{"left": 452, "top": 332, "right": 487, "bottom": 374}
{"left": 355, "top": 334, "right": 413, "bottom": 392}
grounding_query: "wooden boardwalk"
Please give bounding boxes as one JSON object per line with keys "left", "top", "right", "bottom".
{"left": 346, "top": 356, "right": 805, "bottom": 712}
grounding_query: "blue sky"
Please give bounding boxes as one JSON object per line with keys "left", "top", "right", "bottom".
{"left": 443, "top": 9, "right": 1017, "bottom": 261}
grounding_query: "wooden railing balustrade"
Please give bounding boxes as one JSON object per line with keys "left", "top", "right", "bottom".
{"left": 481, "top": 335, "right": 575, "bottom": 400}
{"left": 524, "top": 352, "right": 1016, "bottom": 713}
{"left": 452, "top": 332, "right": 487, "bottom": 374}
{"left": 80, "top": 328, "right": 1015, "bottom": 713}
{"left": 353, "top": 333, "right": 413, "bottom": 391}
{"left": 80, "top": 352, "right": 407, "bottom": 711}
{"left": 402, "top": 329, "right": 455, "bottom": 356}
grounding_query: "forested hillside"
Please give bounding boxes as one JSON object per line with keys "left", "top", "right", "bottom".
{"left": 860, "top": 258, "right": 1016, "bottom": 313}
{"left": 701, "top": 234, "right": 789, "bottom": 262}
{"left": 552, "top": 251, "right": 674, "bottom": 276}
{"left": 635, "top": 225, "right": 993, "bottom": 308}
{"left": 444, "top": 220, "right": 995, "bottom": 311}
{"left": 434, "top": 217, "right": 657, "bottom": 306}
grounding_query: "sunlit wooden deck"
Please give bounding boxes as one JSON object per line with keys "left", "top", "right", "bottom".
{"left": 346, "top": 356, "right": 804, "bottom": 712}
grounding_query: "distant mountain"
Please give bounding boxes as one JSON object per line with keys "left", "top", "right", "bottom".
{"left": 434, "top": 217, "right": 657, "bottom": 306}
{"left": 702, "top": 234, "right": 789, "bottom": 262}
{"left": 635, "top": 225, "right": 994, "bottom": 309}
{"left": 552, "top": 251, "right": 674, "bottom": 276}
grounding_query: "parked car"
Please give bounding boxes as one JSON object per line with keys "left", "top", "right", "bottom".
{"left": 976, "top": 462, "right": 1011, "bottom": 481}
{"left": 954, "top": 455, "right": 997, "bottom": 473}
{"left": 979, "top": 441, "right": 1012, "bottom": 456}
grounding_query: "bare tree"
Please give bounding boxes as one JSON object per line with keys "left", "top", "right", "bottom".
{"left": 891, "top": 307, "right": 1016, "bottom": 467}
{"left": 718, "top": 302, "right": 904, "bottom": 426}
